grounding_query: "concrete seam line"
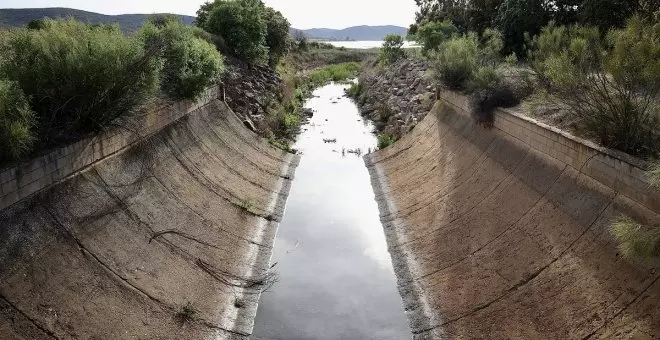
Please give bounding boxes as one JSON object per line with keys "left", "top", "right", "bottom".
{"left": 43, "top": 206, "right": 249, "bottom": 337}
{"left": 162, "top": 132, "right": 272, "bottom": 219}
{"left": 582, "top": 273, "right": 660, "bottom": 340}
{"left": 0, "top": 294, "right": 60, "bottom": 340}
{"left": 377, "top": 139, "right": 496, "bottom": 222}
{"left": 197, "top": 112, "right": 283, "bottom": 178}
{"left": 149, "top": 173, "right": 268, "bottom": 247}
{"left": 439, "top": 194, "right": 617, "bottom": 329}
{"left": 179, "top": 121, "right": 281, "bottom": 193}
{"left": 414, "top": 163, "right": 571, "bottom": 282}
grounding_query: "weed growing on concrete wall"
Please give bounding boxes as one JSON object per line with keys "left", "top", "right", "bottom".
{"left": 240, "top": 198, "right": 258, "bottom": 215}
{"left": 176, "top": 301, "right": 198, "bottom": 323}
{"left": 648, "top": 162, "right": 660, "bottom": 188}
{"left": 377, "top": 133, "right": 397, "bottom": 150}
{"left": 610, "top": 216, "right": 660, "bottom": 261}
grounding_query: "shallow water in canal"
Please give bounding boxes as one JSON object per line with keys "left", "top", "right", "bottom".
{"left": 251, "top": 82, "right": 409, "bottom": 340}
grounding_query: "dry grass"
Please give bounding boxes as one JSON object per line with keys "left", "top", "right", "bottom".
{"left": 610, "top": 216, "right": 660, "bottom": 261}
{"left": 648, "top": 161, "right": 660, "bottom": 188}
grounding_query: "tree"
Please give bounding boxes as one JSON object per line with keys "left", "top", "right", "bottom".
{"left": 203, "top": 0, "right": 268, "bottom": 64}
{"left": 579, "top": 0, "right": 637, "bottom": 30}
{"left": 264, "top": 7, "right": 291, "bottom": 67}
{"left": 414, "top": 20, "right": 458, "bottom": 55}
{"left": 292, "top": 30, "right": 308, "bottom": 51}
{"left": 466, "top": 0, "right": 504, "bottom": 33}
{"left": 412, "top": 0, "right": 469, "bottom": 33}
{"left": 195, "top": 1, "right": 215, "bottom": 27}
{"left": 552, "top": 0, "right": 582, "bottom": 25}
{"left": 496, "top": 0, "right": 551, "bottom": 57}
{"left": 380, "top": 34, "right": 406, "bottom": 64}
{"left": 26, "top": 19, "right": 45, "bottom": 30}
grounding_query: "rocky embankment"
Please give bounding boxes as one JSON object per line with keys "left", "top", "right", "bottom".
{"left": 354, "top": 58, "right": 436, "bottom": 137}
{"left": 220, "top": 57, "right": 282, "bottom": 131}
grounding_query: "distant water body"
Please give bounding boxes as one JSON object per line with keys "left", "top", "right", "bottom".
{"left": 327, "top": 40, "right": 419, "bottom": 49}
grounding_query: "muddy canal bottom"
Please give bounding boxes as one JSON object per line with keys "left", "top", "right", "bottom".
{"left": 252, "top": 83, "right": 409, "bottom": 339}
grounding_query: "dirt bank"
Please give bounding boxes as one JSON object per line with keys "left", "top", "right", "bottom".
{"left": 0, "top": 99, "right": 298, "bottom": 339}
{"left": 366, "top": 93, "right": 660, "bottom": 339}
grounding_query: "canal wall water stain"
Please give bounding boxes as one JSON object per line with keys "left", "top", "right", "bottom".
{"left": 252, "top": 83, "right": 410, "bottom": 340}
{"left": 366, "top": 91, "right": 660, "bottom": 339}
{"left": 0, "top": 98, "right": 298, "bottom": 339}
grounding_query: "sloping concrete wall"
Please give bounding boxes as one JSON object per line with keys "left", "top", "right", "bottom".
{"left": 366, "top": 91, "right": 660, "bottom": 339}
{"left": 0, "top": 88, "right": 221, "bottom": 211}
{"left": 0, "top": 99, "right": 299, "bottom": 339}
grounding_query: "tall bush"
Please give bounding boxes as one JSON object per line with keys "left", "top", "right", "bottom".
{"left": 1, "top": 19, "right": 161, "bottom": 144}
{"left": 431, "top": 28, "right": 522, "bottom": 124}
{"left": 433, "top": 33, "right": 479, "bottom": 90}
{"left": 532, "top": 17, "right": 660, "bottom": 157}
{"left": 413, "top": 20, "right": 458, "bottom": 55}
{"left": 0, "top": 80, "right": 35, "bottom": 162}
{"left": 202, "top": 0, "right": 269, "bottom": 64}
{"left": 264, "top": 7, "right": 291, "bottom": 67}
{"left": 380, "top": 34, "right": 406, "bottom": 64}
{"left": 139, "top": 17, "right": 224, "bottom": 100}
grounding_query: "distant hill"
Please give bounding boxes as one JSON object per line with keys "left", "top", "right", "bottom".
{"left": 0, "top": 8, "right": 407, "bottom": 41}
{"left": 0, "top": 8, "right": 195, "bottom": 33}
{"left": 295, "top": 25, "right": 408, "bottom": 41}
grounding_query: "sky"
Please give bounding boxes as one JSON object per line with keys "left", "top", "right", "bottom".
{"left": 0, "top": 0, "right": 417, "bottom": 29}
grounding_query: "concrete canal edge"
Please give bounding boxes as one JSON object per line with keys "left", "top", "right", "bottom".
{"left": 0, "top": 91, "right": 300, "bottom": 339}
{"left": 364, "top": 91, "right": 660, "bottom": 339}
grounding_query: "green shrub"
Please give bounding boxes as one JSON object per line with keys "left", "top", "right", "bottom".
{"left": 139, "top": 18, "right": 224, "bottom": 100}
{"left": 432, "top": 28, "right": 523, "bottom": 125}
{"left": 346, "top": 82, "right": 363, "bottom": 98}
{"left": 377, "top": 133, "right": 397, "bottom": 150}
{"left": 199, "top": 0, "right": 289, "bottom": 66}
{"left": 1, "top": 19, "right": 160, "bottom": 144}
{"left": 496, "top": 0, "right": 549, "bottom": 57}
{"left": 380, "top": 34, "right": 406, "bottom": 65}
{"left": 532, "top": 17, "right": 660, "bottom": 157}
{"left": 414, "top": 20, "right": 458, "bottom": 55}
{"left": 433, "top": 34, "right": 479, "bottom": 90}
{"left": 469, "top": 65, "right": 502, "bottom": 90}
{"left": 203, "top": 0, "right": 268, "bottom": 64}
{"left": 0, "top": 80, "right": 36, "bottom": 162}
{"left": 610, "top": 216, "right": 660, "bottom": 261}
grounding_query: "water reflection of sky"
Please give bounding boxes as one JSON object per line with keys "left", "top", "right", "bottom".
{"left": 299, "top": 84, "right": 391, "bottom": 272}
{"left": 252, "top": 83, "right": 409, "bottom": 340}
